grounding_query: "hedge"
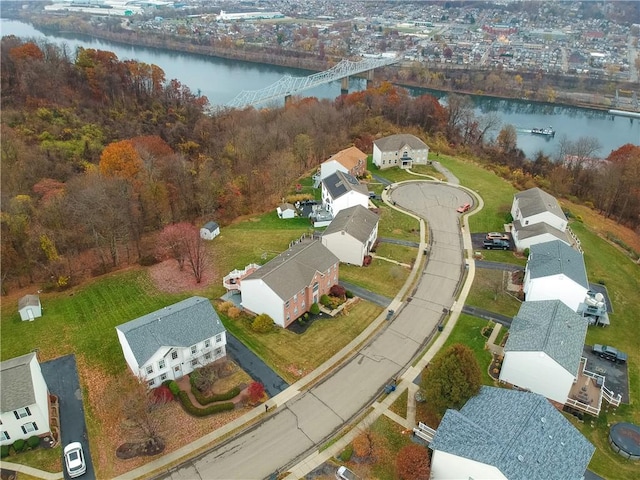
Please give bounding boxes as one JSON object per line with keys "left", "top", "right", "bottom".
{"left": 27, "top": 435, "right": 40, "bottom": 449}
{"left": 191, "top": 386, "right": 241, "bottom": 406}
{"left": 12, "top": 439, "right": 26, "bottom": 453}
{"left": 176, "top": 391, "right": 235, "bottom": 417}
{"left": 0, "top": 445, "right": 9, "bottom": 458}
{"left": 168, "top": 380, "right": 180, "bottom": 396}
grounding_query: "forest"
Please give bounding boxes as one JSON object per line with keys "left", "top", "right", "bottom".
{"left": 1, "top": 36, "right": 639, "bottom": 293}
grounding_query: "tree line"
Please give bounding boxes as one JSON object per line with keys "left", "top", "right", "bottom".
{"left": 1, "top": 37, "right": 638, "bottom": 293}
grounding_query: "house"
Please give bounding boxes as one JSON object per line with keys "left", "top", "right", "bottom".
{"left": 115, "top": 296, "right": 227, "bottom": 388}
{"left": 319, "top": 146, "right": 367, "bottom": 181}
{"left": 200, "top": 221, "right": 220, "bottom": 240}
{"left": 321, "top": 171, "right": 369, "bottom": 217}
{"left": 321, "top": 205, "right": 379, "bottom": 266}
{"left": 18, "top": 295, "right": 42, "bottom": 321}
{"left": 372, "top": 134, "right": 429, "bottom": 170}
{"left": 523, "top": 240, "right": 589, "bottom": 311}
{"left": 1, "top": 353, "right": 51, "bottom": 446}
{"left": 429, "top": 386, "right": 595, "bottom": 480}
{"left": 510, "top": 187, "right": 569, "bottom": 250}
{"left": 240, "top": 240, "right": 339, "bottom": 328}
{"left": 276, "top": 203, "right": 296, "bottom": 219}
{"left": 499, "top": 300, "right": 589, "bottom": 404}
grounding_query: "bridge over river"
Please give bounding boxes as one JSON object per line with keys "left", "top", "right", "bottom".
{"left": 226, "top": 56, "right": 400, "bottom": 108}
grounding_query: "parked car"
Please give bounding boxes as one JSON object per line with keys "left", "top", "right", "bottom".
{"left": 592, "top": 344, "right": 628, "bottom": 364}
{"left": 336, "top": 466, "right": 358, "bottom": 480}
{"left": 483, "top": 238, "right": 510, "bottom": 250}
{"left": 486, "top": 232, "right": 508, "bottom": 240}
{"left": 456, "top": 203, "right": 471, "bottom": 213}
{"left": 64, "top": 442, "right": 87, "bottom": 478}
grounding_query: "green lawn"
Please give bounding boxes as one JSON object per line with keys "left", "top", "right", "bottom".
{"left": 340, "top": 259, "right": 410, "bottom": 300}
{"left": 375, "top": 243, "right": 418, "bottom": 266}
{"left": 375, "top": 203, "right": 421, "bottom": 242}
{"left": 0, "top": 444, "right": 62, "bottom": 474}
{"left": 367, "top": 157, "right": 443, "bottom": 183}
{"left": 464, "top": 268, "right": 522, "bottom": 318}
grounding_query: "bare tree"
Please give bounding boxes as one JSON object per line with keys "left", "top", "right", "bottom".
{"left": 183, "top": 224, "right": 206, "bottom": 283}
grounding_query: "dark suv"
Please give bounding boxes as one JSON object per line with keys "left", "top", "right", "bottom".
{"left": 483, "top": 238, "right": 510, "bottom": 250}
{"left": 592, "top": 344, "right": 627, "bottom": 364}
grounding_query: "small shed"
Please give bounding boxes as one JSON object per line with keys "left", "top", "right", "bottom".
{"left": 200, "top": 221, "right": 220, "bottom": 240}
{"left": 277, "top": 203, "right": 296, "bottom": 219}
{"left": 18, "top": 295, "right": 42, "bottom": 321}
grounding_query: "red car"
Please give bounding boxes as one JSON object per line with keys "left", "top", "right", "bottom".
{"left": 456, "top": 203, "right": 471, "bottom": 213}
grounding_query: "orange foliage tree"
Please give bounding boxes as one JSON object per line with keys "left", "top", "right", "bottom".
{"left": 396, "top": 444, "right": 430, "bottom": 480}
{"left": 9, "top": 42, "right": 44, "bottom": 62}
{"left": 99, "top": 140, "right": 143, "bottom": 180}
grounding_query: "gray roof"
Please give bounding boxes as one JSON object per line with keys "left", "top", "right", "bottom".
{"left": 504, "top": 300, "right": 588, "bottom": 375}
{"left": 527, "top": 240, "right": 589, "bottom": 288}
{"left": 18, "top": 294, "right": 40, "bottom": 310}
{"left": 202, "top": 221, "right": 219, "bottom": 231}
{"left": 116, "top": 296, "right": 225, "bottom": 366}
{"left": 243, "top": 240, "right": 339, "bottom": 301}
{"left": 513, "top": 220, "right": 571, "bottom": 243}
{"left": 322, "top": 171, "right": 368, "bottom": 201}
{"left": 278, "top": 203, "right": 295, "bottom": 211}
{"left": 515, "top": 187, "right": 567, "bottom": 222}
{"left": 322, "top": 205, "right": 379, "bottom": 243}
{"left": 1, "top": 352, "right": 38, "bottom": 412}
{"left": 430, "top": 386, "right": 595, "bottom": 480}
{"left": 373, "top": 133, "right": 428, "bottom": 152}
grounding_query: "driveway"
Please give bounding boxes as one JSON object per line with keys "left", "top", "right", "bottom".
{"left": 378, "top": 237, "right": 420, "bottom": 248}
{"left": 40, "top": 355, "right": 95, "bottom": 480}
{"left": 475, "top": 260, "right": 523, "bottom": 272}
{"left": 462, "top": 305, "right": 513, "bottom": 327}
{"left": 225, "top": 333, "right": 289, "bottom": 397}
{"left": 582, "top": 346, "right": 630, "bottom": 404}
{"left": 339, "top": 280, "right": 392, "bottom": 308}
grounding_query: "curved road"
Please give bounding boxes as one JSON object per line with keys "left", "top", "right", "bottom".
{"left": 157, "top": 183, "right": 474, "bottom": 480}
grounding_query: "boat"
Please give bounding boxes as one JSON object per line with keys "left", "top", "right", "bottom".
{"left": 531, "top": 126, "right": 555, "bottom": 137}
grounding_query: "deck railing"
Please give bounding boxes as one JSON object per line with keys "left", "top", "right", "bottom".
{"left": 223, "top": 263, "right": 261, "bottom": 291}
{"left": 413, "top": 422, "right": 436, "bottom": 442}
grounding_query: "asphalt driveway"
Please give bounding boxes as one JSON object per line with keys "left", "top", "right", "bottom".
{"left": 339, "top": 280, "right": 392, "bottom": 308}
{"left": 40, "top": 354, "right": 95, "bottom": 480}
{"left": 582, "top": 345, "right": 630, "bottom": 404}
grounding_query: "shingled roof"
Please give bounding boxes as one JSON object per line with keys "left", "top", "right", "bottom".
{"left": 18, "top": 294, "right": 40, "bottom": 310}
{"left": 243, "top": 240, "right": 339, "bottom": 301}
{"left": 430, "top": 386, "right": 594, "bottom": 480}
{"left": 322, "top": 171, "right": 368, "bottom": 200}
{"left": 373, "top": 133, "right": 427, "bottom": 152}
{"left": 323, "top": 205, "right": 379, "bottom": 243}
{"left": 1, "top": 352, "right": 38, "bottom": 413}
{"left": 527, "top": 240, "right": 589, "bottom": 288}
{"left": 504, "top": 300, "right": 588, "bottom": 376}
{"left": 513, "top": 220, "right": 571, "bottom": 243}
{"left": 515, "top": 187, "right": 567, "bottom": 221}
{"left": 116, "top": 297, "right": 225, "bottom": 367}
{"left": 325, "top": 146, "right": 367, "bottom": 171}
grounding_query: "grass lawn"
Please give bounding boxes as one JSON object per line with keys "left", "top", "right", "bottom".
{"left": 464, "top": 268, "right": 523, "bottom": 318}
{"left": 221, "top": 299, "right": 383, "bottom": 384}
{"left": 340, "top": 259, "right": 410, "bottom": 300}
{"left": 374, "top": 243, "right": 418, "bottom": 266}
{"left": 374, "top": 203, "right": 421, "bottom": 242}
{"left": 389, "top": 389, "right": 409, "bottom": 419}
{"left": 477, "top": 249, "right": 527, "bottom": 266}
{"left": 367, "top": 157, "right": 443, "bottom": 184}
{"left": 1, "top": 445, "right": 62, "bottom": 473}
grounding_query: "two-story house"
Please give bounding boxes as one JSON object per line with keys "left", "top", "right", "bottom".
{"left": 321, "top": 205, "right": 379, "bottom": 266}
{"left": 1, "top": 352, "right": 51, "bottom": 446}
{"left": 116, "top": 296, "right": 227, "bottom": 388}
{"left": 319, "top": 146, "right": 368, "bottom": 181}
{"left": 321, "top": 171, "right": 369, "bottom": 218}
{"left": 240, "top": 240, "right": 340, "bottom": 328}
{"left": 372, "top": 134, "right": 429, "bottom": 170}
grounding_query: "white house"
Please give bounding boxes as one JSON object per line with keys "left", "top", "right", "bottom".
{"left": 321, "top": 205, "right": 379, "bottom": 266}
{"left": 429, "top": 387, "right": 594, "bottom": 480}
{"left": 116, "top": 296, "right": 227, "bottom": 388}
{"left": 319, "top": 146, "right": 367, "bottom": 181}
{"left": 276, "top": 203, "right": 296, "bottom": 219}
{"left": 321, "top": 171, "right": 369, "bottom": 217}
{"left": 1, "top": 353, "right": 51, "bottom": 446}
{"left": 510, "top": 187, "right": 570, "bottom": 250}
{"left": 200, "top": 221, "right": 220, "bottom": 240}
{"left": 241, "top": 240, "right": 339, "bottom": 328}
{"left": 372, "top": 134, "right": 429, "bottom": 170}
{"left": 18, "top": 295, "right": 42, "bottom": 321}
{"left": 499, "top": 300, "right": 589, "bottom": 404}
{"left": 523, "top": 240, "right": 589, "bottom": 311}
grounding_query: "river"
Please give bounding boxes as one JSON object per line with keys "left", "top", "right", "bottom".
{"left": 2, "top": 18, "right": 638, "bottom": 159}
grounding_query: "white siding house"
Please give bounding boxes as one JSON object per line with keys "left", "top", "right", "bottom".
{"left": 116, "top": 297, "right": 227, "bottom": 388}
{"left": 321, "top": 205, "right": 379, "bottom": 266}
{"left": 510, "top": 221, "right": 572, "bottom": 251}
{"left": 200, "top": 221, "right": 220, "bottom": 240}
{"left": 372, "top": 134, "right": 429, "bottom": 170}
{"left": 499, "top": 300, "right": 589, "bottom": 404}
{"left": 429, "top": 387, "right": 594, "bottom": 480}
{"left": 523, "top": 240, "right": 589, "bottom": 311}
{"left": 241, "top": 240, "right": 340, "bottom": 328}
{"left": 1, "top": 353, "right": 51, "bottom": 446}
{"left": 18, "top": 295, "right": 42, "bottom": 321}
{"left": 321, "top": 171, "right": 369, "bottom": 217}
{"left": 319, "top": 146, "right": 367, "bottom": 181}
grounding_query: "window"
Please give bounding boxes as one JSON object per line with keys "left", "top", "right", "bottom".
{"left": 146, "top": 365, "right": 154, "bottom": 375}
{"left": 294, "top": 307, "right": 298, "bottom": 315}
{"left": 174, "top": 365, "right": 181, "bottom": 372}
{"left": 160, "top": 373, "right": 168, "bottom": 382}
{"left": 148, "top": 379, "right": 155, "bottom": 387}
{"left": 293, "top": 294, "right": 297, "bottom": 302}
{"left": 14, "top": 407, "right": 30, "bottom": 419}
{"left": 191, "top": 345, "right": 197, "bottom": 355}
{"left": 0, "top": 432, "right": 9, "bottom": 441}
{"left": 215, "top": 348, "right": 222, "bottom": 356}
{"left": 191, "top": 359, "right": 198, "bottom": 367}
{"left": 21, "top": 422, "right": 38, "bottom": 434}
{"left": 301, "top": 301, "right": 305, "bottom": 308}
{"left": 158, "top": 359, "right": 166, "bottom": 370}
{"left": 204, "top": 353, "right": 212, "bottom": 360}
{"left": 204, "top": 339, "right": 211, "bottom": 348}
{"left": 171, "top": 351, "right": 178, "bottom": 360}
{"left": 215, "top": 334, "right": 222, "bottom": 343}
{"left": 285, "top": 300, "right": 290, "bottom": 308}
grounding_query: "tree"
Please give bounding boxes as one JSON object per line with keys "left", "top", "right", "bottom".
{"left": 251, "top": 314, "right": 274, "bottom": 333}
{"left": 247, "top": 382, "right": 265, "bottom": 404}
{"left": 420, "top": 343, "right": 481, "bottom": 417}
{"left": 396, "top": 444, "right": 430, "bottom": 480}
{"left": 497, "top": 125, "right": 518, "bottom": 152}
{"left": 352, "top": 431, "right": 373, "bottom": 459}
{"left": 99, "top": 140, "right": 143, "bottom": 180}
{"left": 157, "top": 222, "right": 206, "bottom": 282}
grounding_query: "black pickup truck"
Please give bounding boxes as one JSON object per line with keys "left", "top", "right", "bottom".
{"left": 483, "top": 238, "right": 510, "bottom": 250}
{"left": 592, "top": 344, "right": 628, "bottom": 364}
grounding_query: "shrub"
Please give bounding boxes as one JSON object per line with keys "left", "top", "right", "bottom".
{"left": 320, "top": 294, "right": 331, "bottom": 307}
{"left": 12, "top": 439, "right": 26, "bottom": 453}
{"left": 345, "top": 290, "right": 354, "bottom": 299}
{"left": 27, "top": 436, "right": 40, "bottom": 449}
{"left": 339, "top": 444, "right": 353, "bottom": 462}
{"left": 190, "top": 363, "right": 218, "bottom": 392}
{"left": 153, "top": 385, "right": 174, "bottom": 403}
{"left": 138, "top": 254, "right": 158, "bottom": 266}
{"left": 352, "top": 432, "right": 372, "bottom": 458}
{"left": 251, "top": 314, "right": 274, "bottom": 333}
{"left": 247, "top": 382, "right": 265, "bottom": 404}
{"left": 217, "top": 301, "right": 235, "bottom": 314}
{"left": 303, "top": 313, "right": 309, "bottom": 320}
{"left": 227, "top": 306, "right": 241, "bottom": 319}
{"left": 1, "top": 445, "right": 10, "bottom": 458}
{"left": 309, "top": 303, "right": 320, "bottom": 315}
{"left": 176, "top": 391, "right": 235, "bottom": 417}
{"left": 396, "top": 444, "right": 430, "bottom": 480}
{"left": 191, "top": 385, "right": 241, "bottom": 406}
{"left": 329, "top": 284, "right": 346, "bottom": 299}
{"left": 168, "top": 380, "right": 180, "bottom": 396}
{"left": 523, "top": 248, "right": 530, "bottom": 258}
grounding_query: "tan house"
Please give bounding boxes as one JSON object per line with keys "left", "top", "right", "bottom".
{"left": 322, "top": 205, "right": 379, "bottom": 266}
{"left": 240, "top": 240, "right": 339, "bottom": 328}
{"left": 372, "top": 134, "right": 429, "bottom": 170}
{"left": 319, "top": 146, "right": 368, "bottom": 181}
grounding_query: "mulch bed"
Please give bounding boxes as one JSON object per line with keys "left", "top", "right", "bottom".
{"left": 115, "top": 438, "right": 165, "bottom": 460}
{"left": 287, "top": 311, "right": 332, "bottom": 335}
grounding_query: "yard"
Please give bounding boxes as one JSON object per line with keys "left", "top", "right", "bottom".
{"left": 464, "top": 268, "right": 522, "bottom": 318}
{"left": 340, "top": 258, "right": 411, "bottom": 300}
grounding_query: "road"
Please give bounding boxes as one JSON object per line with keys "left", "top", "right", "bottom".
{"left": 158, "top": 182, "right": 472, "bottom": 480}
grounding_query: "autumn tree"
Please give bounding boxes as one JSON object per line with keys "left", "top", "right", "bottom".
{"left": 396, "top": 444, "right": 430, "bottom": 480}
{"left": 352, "top": 431, "right": 374, "bottom": 459}
{"left": 157, "top": 222, "right": 206, "bottom": 282}
{"left": 496, "top": 124, "right": 518, "bottom": 152}
{"left": 99, "top": 140, "right": 143, "bottom": 180}
{"left": 420, "top": 343, "right": 481, "bottom": 417}
{"left": 247, "top": 382, "right": 265, "bottom": 404}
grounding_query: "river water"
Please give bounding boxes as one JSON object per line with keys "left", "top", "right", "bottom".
{"left": 2, "top": 18, "right": 638, "bottom": 159}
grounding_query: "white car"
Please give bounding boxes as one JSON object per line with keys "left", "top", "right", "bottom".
{"left": 64, "top": 442, "right": 87, "bottom": 478}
